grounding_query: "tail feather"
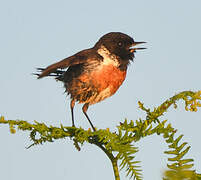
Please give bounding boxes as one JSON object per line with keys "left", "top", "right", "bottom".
{"left": 37, "top": 59, "right": 70, "bottom": 79}
{"left": 34, "top": 68, "right": 65, "bottom": 80}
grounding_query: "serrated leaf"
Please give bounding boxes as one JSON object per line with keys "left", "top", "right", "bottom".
{"left": 174, "top": 135, "right": 184, "bottom": 146}
{"left": 179, "top": 164, "right": 194, "bottom": 169}
{"left": 164, "top": 150, "right": 178, "bottom": 155}
{"left": 179, "top": 159, "right": 194, "bottom": 165}
{"left": 176, "top": 142, "right": 187, "bottom": 152}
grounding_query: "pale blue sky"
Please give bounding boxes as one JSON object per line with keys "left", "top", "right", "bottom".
{"left": 0, "top": 0, "right": 201, "bottom": 180}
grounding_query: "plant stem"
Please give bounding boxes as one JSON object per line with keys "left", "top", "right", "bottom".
{"left": 90, "top": 138, "right": 120, "bottom": 180}
{"left": 112, "top": 159, "right": 120, "bottom": 180}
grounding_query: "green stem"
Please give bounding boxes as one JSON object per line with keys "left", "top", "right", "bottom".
{"left": 90, "top": 139, "right": 120, "bottom": 180}
{"left": 112, "top": 159, "right": 120, "bottom": 180}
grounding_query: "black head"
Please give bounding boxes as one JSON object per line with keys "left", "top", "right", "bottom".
{"left": 94, "top": 32, "right": 146, "bottom": 61}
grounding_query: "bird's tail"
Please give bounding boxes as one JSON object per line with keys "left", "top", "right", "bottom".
{"left": 33, "top": 68, "right": 65, "bottom": 81}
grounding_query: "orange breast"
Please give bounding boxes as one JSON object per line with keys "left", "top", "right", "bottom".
{"left": 91, "top": 64, "right": 127, "bottom": 94}
{"left": 76, "top": 64, "right": 127, "bottom": 104}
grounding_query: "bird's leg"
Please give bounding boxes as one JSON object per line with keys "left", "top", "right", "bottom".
{"left": 82, "top": 103, "right": 96, "bottom": 131}
{"left": 70, "top": 99, "right": 75, "bottom": 127}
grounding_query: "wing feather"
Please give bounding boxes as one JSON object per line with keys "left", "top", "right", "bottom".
{"left": 37, "top": 49, "right": 92, "bottom": 79}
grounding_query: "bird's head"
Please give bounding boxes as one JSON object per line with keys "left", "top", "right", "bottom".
{"left": 94, "top": 32, "right": 146, "bottom": 61}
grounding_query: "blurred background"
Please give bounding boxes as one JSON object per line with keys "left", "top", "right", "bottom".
{"left": 0, "top": 0, "right": 200, "bottom": 179}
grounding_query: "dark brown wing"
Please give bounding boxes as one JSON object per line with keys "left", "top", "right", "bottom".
{"left": 37, "top": 48, "right": 94, "bottom": 79}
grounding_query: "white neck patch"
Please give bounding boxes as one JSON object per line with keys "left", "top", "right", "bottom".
{"left": 97, "top": 45, "right": 120, "bottom": 67}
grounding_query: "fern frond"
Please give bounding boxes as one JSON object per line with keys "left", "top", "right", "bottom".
{"left": 1, "top": 90, "right": 201, "bottom": 180}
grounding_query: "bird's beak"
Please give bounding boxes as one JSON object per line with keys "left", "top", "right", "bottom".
{"left": 129, "top": 41, "right": 146, "bottom": 53}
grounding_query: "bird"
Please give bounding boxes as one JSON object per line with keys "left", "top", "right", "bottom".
{"left": 35, "top": 32, "right": 146, "bottom": 131}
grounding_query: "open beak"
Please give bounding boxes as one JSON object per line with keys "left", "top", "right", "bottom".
{"left": 129, "top": 41, "right": 146, "bottom": 53}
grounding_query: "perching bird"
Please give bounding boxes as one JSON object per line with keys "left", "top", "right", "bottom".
{"left": 35, "top": 32, "right": 146, "bottom": 131}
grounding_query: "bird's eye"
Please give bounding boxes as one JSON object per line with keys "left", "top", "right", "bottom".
{"left": 118, "top": 42, "right": 122, "bottom": 47}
